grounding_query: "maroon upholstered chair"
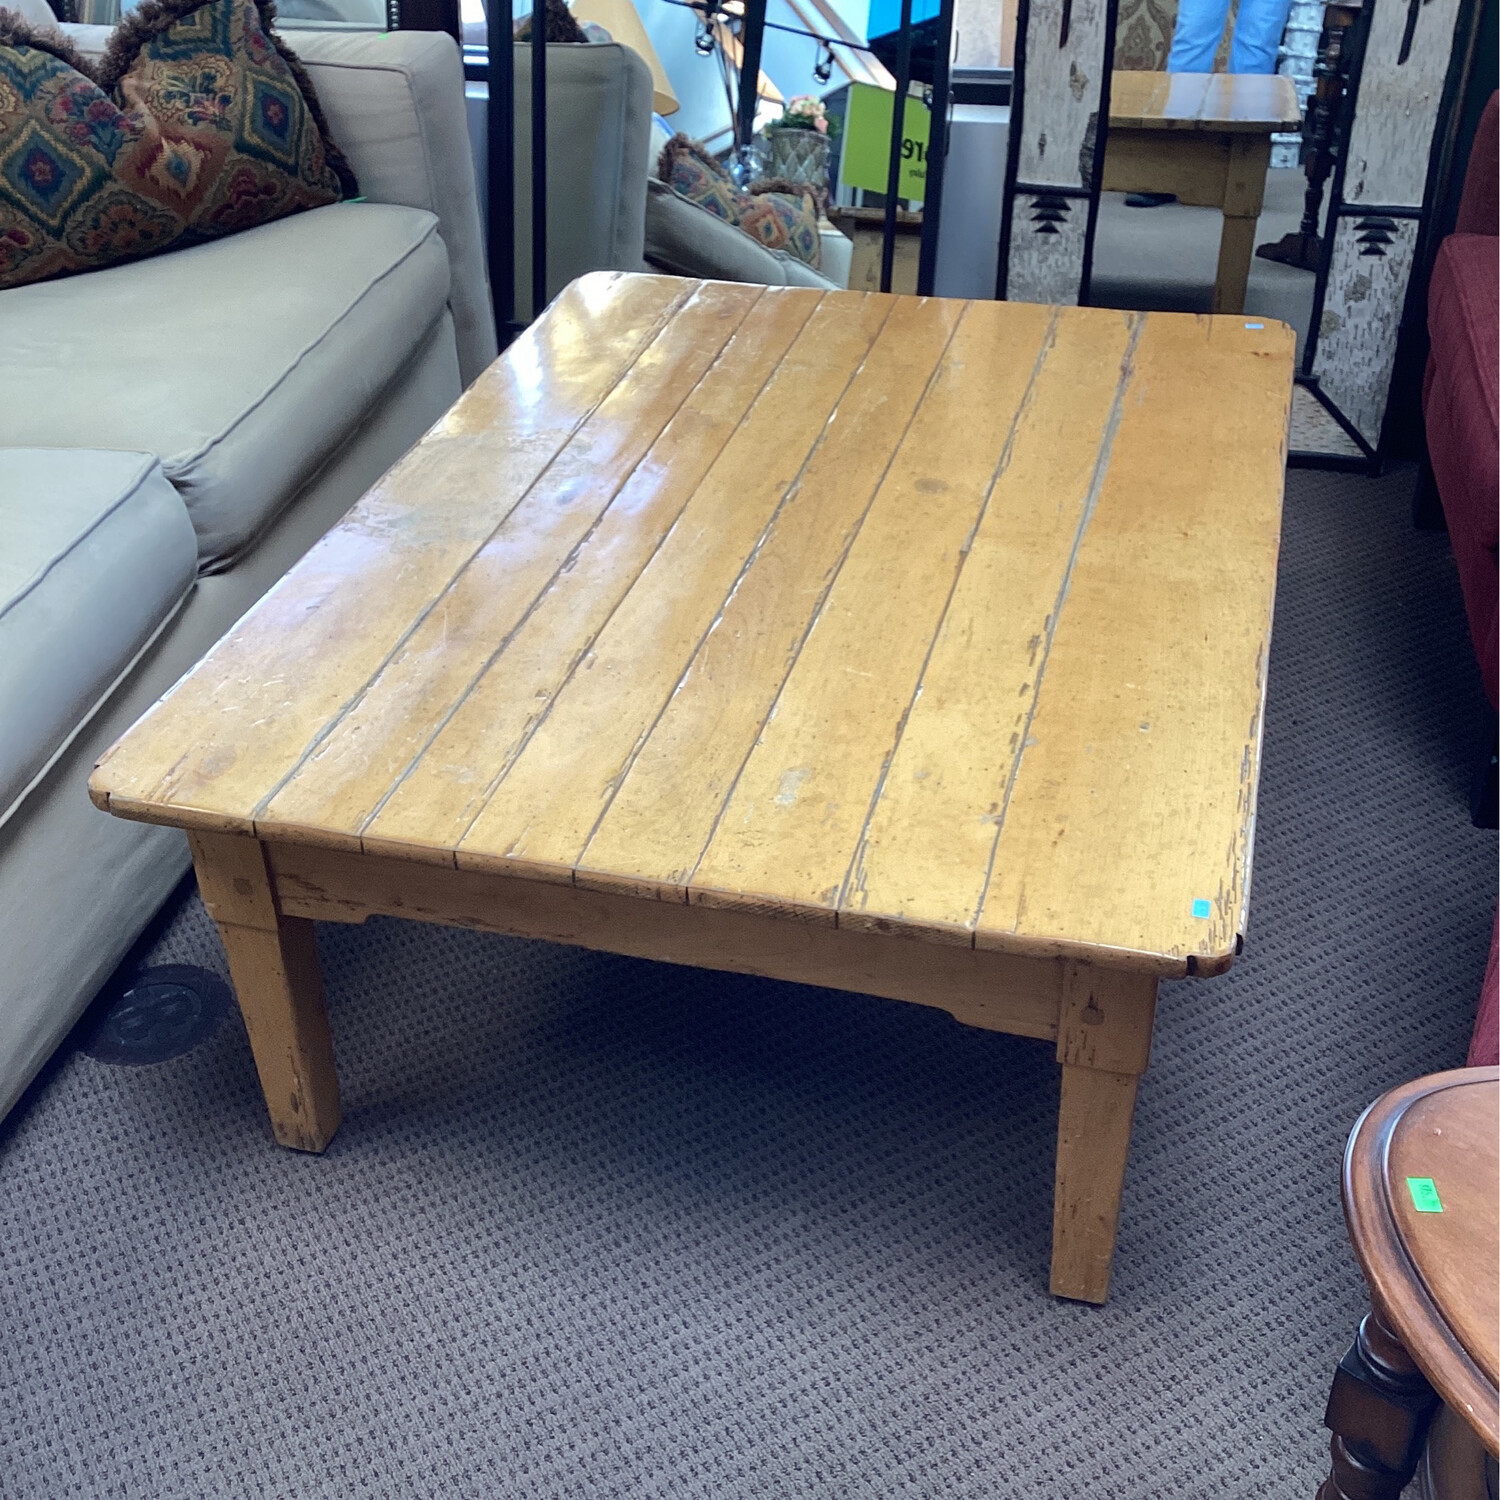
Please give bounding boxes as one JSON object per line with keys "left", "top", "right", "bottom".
{"left": 1468, "top": 912, "right": 1499, "bottom": 1068}
{"left": 1423, "top": 92, "right": 1498, "bottom": 825}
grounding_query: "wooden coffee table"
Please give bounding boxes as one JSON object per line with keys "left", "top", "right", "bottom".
{"left": 91, "top": 275, "right": 1294, "bottom": 1303}
{"left": 1319, "top": 1068, "right": 1499, "bottom": 1497}
{"left": 1105, "top": 71, "right": 1302, "bottom": 314}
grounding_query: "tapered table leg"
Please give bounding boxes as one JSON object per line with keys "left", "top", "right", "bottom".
{"left": 189, "top": 831, "right": 342, "bottom": 1152}
{"left": 1050, "top": 964, "right": 1158, "bottom": 1303}
{"left": 1214, "top": 135, "right": 1273, "bottom": 314}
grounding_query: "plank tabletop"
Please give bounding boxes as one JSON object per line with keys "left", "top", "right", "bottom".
{"left": 1109, "top": 71, "right": 1303, "bottom": 132}
{"left": 91, "top": 275, "right": 1295, "bottom": 977}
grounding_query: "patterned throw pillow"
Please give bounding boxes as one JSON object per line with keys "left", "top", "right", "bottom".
{"left": 0, "top": 0, "right": 355, "bottom": 291}
{"left": 657, "top": 134, "right": 821, "bottom": 269}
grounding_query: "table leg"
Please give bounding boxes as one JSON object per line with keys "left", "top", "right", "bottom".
{"left": 1050, "top": 963, "right": 1158, "bottom": 1303}
{"left": 1213, "top": 135, "right": 1273, "bottom": 314}
{"left": 188, "top": 831, "right": 342, "bottom": 1152}
{"left": 1317, "top": 1306, "right": 1440, "bottom": 1499}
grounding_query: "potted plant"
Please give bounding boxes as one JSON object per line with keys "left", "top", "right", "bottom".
{"left": 755, "top": 95, "right": 840, "bottom": 203}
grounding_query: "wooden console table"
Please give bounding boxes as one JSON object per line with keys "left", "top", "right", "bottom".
{"left": 1104, "top": 71, "right": 1302, "bottom": 313}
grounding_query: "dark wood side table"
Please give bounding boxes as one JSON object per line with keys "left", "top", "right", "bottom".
{"left": 1256, "top": 0, "right": 1365, "bottom": 272}
{"left": 1318, "top": 1068, "right": 1499, "bottom": 1499}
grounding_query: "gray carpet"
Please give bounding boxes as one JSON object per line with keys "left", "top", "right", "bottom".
{"left": 1091, "top": 168, "right": 1318, "bottom": 357}
{"left": 1, "top": 464, "right": 1494, "bottom": 1499}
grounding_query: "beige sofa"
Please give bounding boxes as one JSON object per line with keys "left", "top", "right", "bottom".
{"left": 0, "top": 17, "right": 498, "bottom": 1122}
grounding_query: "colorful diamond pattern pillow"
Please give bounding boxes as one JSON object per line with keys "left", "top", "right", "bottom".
{"left": 657, "top": 134, "right": 821, "bottom": 269}
{"left": 0, "top": 0, "right": 355, "bottom": 290}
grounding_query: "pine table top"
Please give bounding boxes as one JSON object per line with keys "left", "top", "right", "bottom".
{"left": 1109, "top": 71, "right": 1303, "bottom": 133}
{"left": 91, "top": 275, "right": 1295, "bottom": 978}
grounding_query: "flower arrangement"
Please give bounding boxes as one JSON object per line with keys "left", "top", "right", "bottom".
{"left": 770, "top": 94, "right": 840, "bottom": 137}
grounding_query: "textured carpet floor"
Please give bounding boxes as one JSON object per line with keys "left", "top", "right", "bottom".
{"left": 1, "top": 464, "right": 1495, "bottom": 1499}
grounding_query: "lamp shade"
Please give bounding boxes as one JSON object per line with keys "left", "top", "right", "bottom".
{"left": 571, "top": 0, "right": 680, "bottom": 114}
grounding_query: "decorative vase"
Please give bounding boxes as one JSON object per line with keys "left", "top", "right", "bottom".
{"left": 754, "top": 128, "right": 832, "bottom": 205}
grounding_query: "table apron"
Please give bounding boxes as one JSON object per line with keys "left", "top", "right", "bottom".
{"left": 1102, "top": 129, "right": 1236, "bottom": 207}
{"left": 266, "top": 840, "right": 1064, "bottom": 1043}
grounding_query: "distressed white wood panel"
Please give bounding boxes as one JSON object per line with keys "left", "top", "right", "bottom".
{"left": 1343, "top": 0, "right": 1464, "bottom": 206}
{"left": 1006, "top": 192, "right": 1091, "bottom": 303}
{"left": 1016, "top": 0, "right": 1111, "bottom": 186}
{"left": 1313, "top": 214, "right": 1420, "bottom": 445}
{"left": 1289, "top": 382, "right": 1365, "bottom": 457}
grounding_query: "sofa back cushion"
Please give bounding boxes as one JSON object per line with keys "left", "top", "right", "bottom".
{"left": 656, "top": 133, "right": 821, "bottom": 269}
{"left": 0, "top": 0, "right": 354, "bottom": 291}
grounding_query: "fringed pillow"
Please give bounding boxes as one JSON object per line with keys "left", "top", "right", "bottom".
{"left": 657, "top": 134, "right": 821, "bottom": 269}
{"left": 0, "top": 0, "right": 354, "bottom": 291}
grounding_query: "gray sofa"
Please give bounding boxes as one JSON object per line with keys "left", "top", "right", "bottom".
{"left": 461, "top": 45, "right": 847, "bottom": 297}
{"left": 0, "top": 17, "right": 497, "bottom": 1122}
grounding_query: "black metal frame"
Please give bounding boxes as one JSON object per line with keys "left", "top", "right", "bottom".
{"left": 867, "top": 0, "right": 957, "bottom": 293}
{"left": 482, "top": 0, "right": 549, "bottom": 346}
{"left": 1295, "top": 0, "right": 1483, "bottom": 468}
{"left": 469, "top": 0, "right": 957, "bottom": 337}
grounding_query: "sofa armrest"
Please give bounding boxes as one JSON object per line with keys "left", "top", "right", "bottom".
{"left": 285, "top": 28, "right": 497, "bottom": 385}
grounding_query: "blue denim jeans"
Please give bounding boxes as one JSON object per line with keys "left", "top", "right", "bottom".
{"left": 1166, "top": 0, "right": 1292, "bottom": 73}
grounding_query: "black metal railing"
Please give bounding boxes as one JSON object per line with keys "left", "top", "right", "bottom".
{"left": 461, "top": 0, "right": 959, "bottom": 340}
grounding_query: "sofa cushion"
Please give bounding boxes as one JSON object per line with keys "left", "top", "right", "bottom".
{"left": 657, "top": 133, "right": 821, "bottom": 267}
{"left": 0, "top": 0, "right": 354, "bottom": 292}
{"left": 0, "top": 448, "right": 197, "bottom": 830}
{"left": 0, "top": 199, "right": 450, "bottom": 570}
{"left": 644, "top": 178, "right": 839, "bottom": 290}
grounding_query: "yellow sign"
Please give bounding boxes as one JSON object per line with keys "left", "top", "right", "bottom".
{"left": 839, "top": 82, "right": 931, "bottom": 203}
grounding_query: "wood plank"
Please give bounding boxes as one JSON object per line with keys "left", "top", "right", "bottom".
{"left": 334, "top": 288, "right": 819, "bottom": 862}
{"left": 840, "top": 308, "right": 1139, "bottom": 941}
{"left": 687, "top": 299, "right": 1059, "bottom": 921}
{"left": 1109, "top": 70, "right": 1300, "bottom": 131}
{"left": 256, "top": 282, "right": 770, "bottom": 847}
{"left": 266, "top": 840, "right": 1064, "bottom": 1041}
{"left": 577, "top": 294, "right": 981, "bottom": 903}
{"left": 368, "top": 291, "right": 895, "bottom": 870}
{"left": 90, "top": 274, "right": 691, "bottom": 831}
{"left": 975, "top": 313, "right": 1294, "bottom": 970}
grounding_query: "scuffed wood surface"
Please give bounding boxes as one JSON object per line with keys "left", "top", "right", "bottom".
{"left": 92, "top": 276, "right": 1295, "bottom": 976}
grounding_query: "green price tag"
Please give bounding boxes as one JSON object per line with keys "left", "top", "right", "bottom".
{"left": 839, "top": 82, "right": 931, "bottom": 203}
{"left": 1406, "top": 1177, "right": 1443, "bottom": 1213}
